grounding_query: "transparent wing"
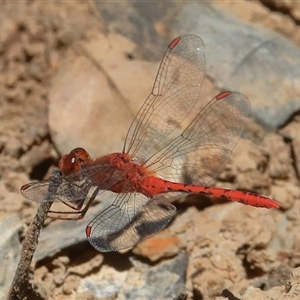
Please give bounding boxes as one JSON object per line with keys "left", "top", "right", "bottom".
{"left": 86, "top": 193, "right": 176, "bottom": 252}
{"left": 124, "top": 34, "right": 205, "bottom": 161}
{"left": 20, "top": 164, "right": 122, "bottom": 203}
{"left": 145, "top": 91, "right": 251, "bottom": 185}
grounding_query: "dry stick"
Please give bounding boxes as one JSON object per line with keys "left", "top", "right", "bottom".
{"left": 7, "top": 202, "right": 52, "bottom": 300}
{"left": 7, "top": 170, "right": 61, "bottom": 300}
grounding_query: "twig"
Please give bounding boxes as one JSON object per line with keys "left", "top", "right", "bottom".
{"left": 7, "top": 202, "right": 52, "bottom": 300}
{"left": 7, "top": 170, "right": 61, "bottom": 300}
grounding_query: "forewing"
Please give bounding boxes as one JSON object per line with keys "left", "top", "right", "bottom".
{"left": 146, "top": 92, "right": 251, "bottom": 185}
{"left": 124, "top": 34, "right": 205, "bottom": 161}
{"left": 86, "top": 193, "right": 176, "bottom": 252}
{"left": 20, "top": 164, "right": 122, "bottom": 203}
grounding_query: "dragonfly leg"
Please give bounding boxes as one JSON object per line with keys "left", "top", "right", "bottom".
{"left": 48, "top": 187, "right": 101, "bottom": 220}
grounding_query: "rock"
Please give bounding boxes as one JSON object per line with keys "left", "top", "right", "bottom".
{"left": 243, "top": 286, "right": 283, "bottom": 300}
{"left": 174, "top": 204, "right": 279, "bottom": 299}
{"left": 293, "top": 134, "right": 300, "bottom": 179}
{"left": 49, "top": 2, "right": 300, "bottom": 158}
{"left": 265, "top": 1, "right": 300, "bottom": 22}
{"left": 94, "top": 1, "right": 179, "bottom": 61}
{"left": 77, "top": 260, "right": 128, "bottom": 299}
{"left": 0, "top": 215, "right": 23, "bottom": 300}
{"left": 280, "top": 118, "right": 300, "bottom": 186}
{"left": 270, "top": 183, "right": 300, "bottom": 210}
{"left": 91, "top": 1, "right": 300, "bottom": 130}
{"left": 253, "top": 264, "right": 292, "bottom": 290}
{"left": 262, "top": 134, "right": 294, "bottom": 180}
{"left": 284, "top": 267, "right": 300, "bottom": 299}
{"left": 170, "top": 2, "right": 300, "bottom": 129}
{"left": 133, "top": 229, "right": 181, "bottom": 262}
{"left": 118, "top": 253, "right": 188, "bottom": 300}
{"left": 48, "top": 33, "right": 155, "bottom": 157}
{"left": 68, "top": 254, "right": 104, "bottom": 277}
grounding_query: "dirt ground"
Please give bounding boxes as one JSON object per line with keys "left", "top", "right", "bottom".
{"left": 1, "top": 1, "right": 300, "bottom": 300}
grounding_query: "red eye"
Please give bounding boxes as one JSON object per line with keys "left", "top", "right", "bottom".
{"left": 59, "top": 154, "right": 79, "bottom": 175}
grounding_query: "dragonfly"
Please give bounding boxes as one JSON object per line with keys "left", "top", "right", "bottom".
{"left": 21, "top": 34, "right": 280, "bottom": 252}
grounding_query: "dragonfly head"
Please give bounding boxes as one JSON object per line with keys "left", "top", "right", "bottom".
{"left": 59, "top": 147, "right": 93, "bottom": 176}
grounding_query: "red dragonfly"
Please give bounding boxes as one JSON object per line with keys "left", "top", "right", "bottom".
{"left": 21, "top": 35, "right": 280, "bottom": 252}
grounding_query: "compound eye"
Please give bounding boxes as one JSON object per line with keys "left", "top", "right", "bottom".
{"left": 59, "top": 153, "right": 79, "bottom": 175}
